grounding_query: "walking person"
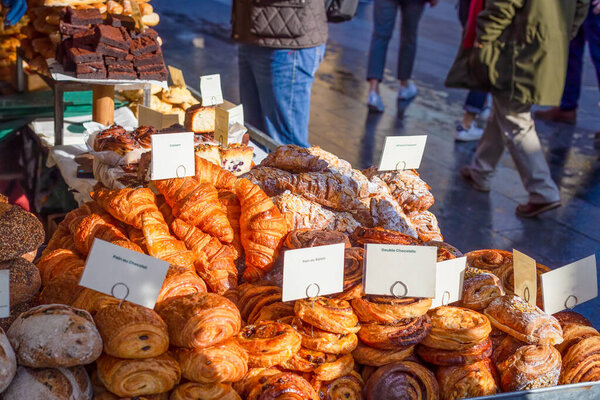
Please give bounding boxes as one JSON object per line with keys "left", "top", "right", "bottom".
{"left": 366, "top": 0, "right": 438, "bottom": 112}
{"left": 231, "top": 0, "right": 327, "bottom": 147}
{"left": 447, "top": 0, "right": 589, "bottom": 218}
{"left": 534, "top": 0, "right": 600, "bottom": 124}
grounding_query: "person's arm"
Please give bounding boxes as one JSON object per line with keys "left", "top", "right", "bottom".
{"left": 2, "top": 0, "right": 27, "bottom": 26}
{"left": 571, "top": 0, "right": 591, "bottom": 39}
{"left": 476, "top": 0, "right": 525, "bottom": 44}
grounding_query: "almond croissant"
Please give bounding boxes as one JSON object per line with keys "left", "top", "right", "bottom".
{"left": 195, "top": 156, "right": 237, "bottom": 190}
{"left": 142, "top": 211, "right": 196, "bottom": 271}
{"left": 91, "top": 185, "right": 159, "bottom": 229}
{"left": 235, "top": 178, "right": 288, "bottom": 282}
{"left": 171, "top": 218, "right": 237, "bottom": 295}
{"left": 154, "top": 177, "right": 234, "bottom": 243}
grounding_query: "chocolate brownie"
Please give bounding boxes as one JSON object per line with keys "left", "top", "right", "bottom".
{"left": 130, "top": 35, "right": 159, "bottom": 56}
{"left": 135, "top": 63, "right": 166, "bottom": 72}
{"left": 76, "top": 61, "right": 106, "bottom": 74}
{"left": 77, "top": 70, "right": 107, "bottom": 79}
{"left": 130, "top": 28, "right": 158, "bottom": 39}
{"left": 138, "top": 68, "right": 168, "bottom": 81}
{"left": 68, "top": 46, "right": 103, "bottom": 63}
{"left": 107, "top": 64, "right": 135, "bottom": 73}
{"left": 95, "top": 25, "right": 131, "bottom": 51}
{"left": 72, "top": 28, "right": 96, "bottom": 47}
{"left": 96, "top": 42, "right": 129, "bottom": 59}
{"left": 133, "top": 50, "right": 163, "bottom": 67}
{"left": 64, "top": 7, "right": 102, "bottom": 26}
{"left": 106, "top": 14, "right": 135, "bottom": 30}
{"left": 59, "top": 20, "right": 90, "bottom": 36}
{"left": 108, "top": 70, "right": 137, "bottom": 80}
{"left": 104, "top": 55, "right": 134, "bottom": 66}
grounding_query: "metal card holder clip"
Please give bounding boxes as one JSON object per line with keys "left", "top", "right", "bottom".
{"left": 565, "top": 295, "right": 578, "bottom": 310}
{"left": 390, "top": 281, "right": 408, "bottom": 298}
{"left": 111, "top": 282, "right": 130, "bottom": 310}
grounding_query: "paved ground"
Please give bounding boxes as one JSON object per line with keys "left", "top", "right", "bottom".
{"left": 153, "top": 0, "right": 600, "bottom": 321}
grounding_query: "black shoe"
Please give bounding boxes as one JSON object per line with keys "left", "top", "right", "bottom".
{"left": 515, "top": 201, "right": 561, "bottom": 218}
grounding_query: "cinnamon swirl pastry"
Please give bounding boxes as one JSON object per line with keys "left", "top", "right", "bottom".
{"left": 422, "top": 306, "right": 491, "bottom": 351}
{"left": 461, "top": 272, "right": 506, "bottom": 311}
{"left": 497, "top": 344, "right": 561, "bottom": 391}
{"left": 171, "top": 382, "right": 241, "bottom": 400}
{"left": 561, "top": 336, "right": 600, "bottom": 384}
{"left": 484, "top": 295, "right": 563, "bottom": 345}
{"left": 94, "top": 302, "right": 169, "bottom": 359}
{"left": 233, "top": 368, "right": 281, "bottom": 398}
{"left": 491, "top": 335, "right": 526, "bottom": 365}
{"left": 358, "top": 315, "right": 431, "bottom": 350}
{"left": 364, "top": 361, "right": 439, "bottom": 400}
{"left": 295, "top": 297, "right": 360, "bottom": 335}
{"left": 313, "top": 371, "right": 363, "bottom": 400}
{"left": 554, "top": 311, "right": 600, "bottom": 356}
{"left": 351, "top": 296, "right": 432, "bottom": 324}
{"left": 351, "top": 226, "right": 421, "bottom": 247}
{"left": 247, "top": 372, "right": 318, "bottom": 400}
{"left": 417, "top": 338, "right": 493, "bottom": 366}
{"left": 155, "top": 265, "right": 207, "bottom": 307}
{"left": 237, "top": 284, "right": 282, "bottom": 323}
{"left": 96, "top": 353, "right": 181, "bottom": 397}
{"left": 237, "top": 321, "right": 302, "bottom": 367}
{"left": 332, "top": 247, "right": 364, "bottom": 301}
{"left": 251, "top": 302, "right": 296, "bottom": 324}
{"left": 424, "top": 241, "right": 463, "bottom": 259}
{"left": 496, "top": 262, "right": 549, "bottom": 309}
{"left": 352, "top": 341, "right": 414, "bottom": 367}
{"left": 437, "top": 359, "right": 498, "bottom": 400}
{"left": 156, "top": 293, "right": 241, "bottom": 348}
{"left": 290, "top": 317, "right": 358, "bottom": 355}
{"left": 280, "top": 349, "right": 354, "bottom": 381}
{"left": 175, "top": 339, "right": 248, "bottom": 384}
{"left": 283, "top": 229, "right": 351, "bottom": 250}
{"left": 465, "top": 249, "right": 512, "bottom": 274}
{"left": 132, "top": 125, "right": 157, "bottom": 149}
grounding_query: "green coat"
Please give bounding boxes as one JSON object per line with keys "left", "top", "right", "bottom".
{"left": 446, "top": 0, "right": 589, "bottom": 106}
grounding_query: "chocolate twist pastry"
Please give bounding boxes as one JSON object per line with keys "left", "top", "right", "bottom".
{"left": 313, "top": 371, "right": 363, "bottom": 400}
{"left": 156, "top": 293, "right": 241, "bottom": 348}
{"left": 233, "top": 367, "right": 282, "bottom": 398}
{"left": 71, "top": 288, "right": 120, "bottom": 316}
{"left": 364, "top": 361, "right": 439, "bottom": 400}
{"left": 554, "top": 311, "right": 600, "bottom": 356}
{"left": 290, "top": 317, "right": 358, "bottom": 355}
{"left": 351, "top": 226, "right": 421, "bottom": 247}
{"left": 237, "top": 321, "right": 302, "bottom": 367}
{"left": 465, "top": 249, "right": 512, "bottom": 274}
{"left": 461, "top": 272, "right": 506, "bottom": 311}
{"left": 237, "top": 283, "right": 282, "bottom": 323}
{"left": 352, "top": 296, "right": 432, "bottom": 324}
{"left": 561, "top": 336, "right": 600, "bottom": 384}
{"left": 247, "top": 372, "right": 318, "bottom": 400}
{"left": 484, "top": 295, "right": 563, "bottom": 345}
{"left": 358, "top": 314, "right": 431, "bottom": 350}
{"left": 332, "top": 247, "right": 364, "bottom": 301}
{"left": 132, "top": 125, "right": 157, "bottom": 149}
{"left": 175, "top": 339, "right": 248, "bottom": 384}
{"left": 497, "top": 344, "right": 561, "bottom": 391}
{"left": 295, "top": 297, "right": 360, "bottom": 335}
{"left": 280, "top": 349, "right": 354, "bottom": 381}
{"left": 422, "top": 306, "right": 491, "bottom": 351}
{"left": 94, "top": 302, "right": 169, "bottom": 359}
{"left": 251, "top": 302, "right": 296, "bottom": 324}
{"left": 436, "top": 359, "right": 498, "bottom": 400}
{"left": 171, "top": 382, "right": 241, "bottom": 400}
{"left": 96, "top": 353, "right": 181, "bottom": 397}
{"left": 352, "top": 341, "right": 414, "bottom": 367}
{"left": 283, "top": 229, "right": 351, "bottom": 250}
{"left": 417, "top": 338, "right": 493, "bottom": 366}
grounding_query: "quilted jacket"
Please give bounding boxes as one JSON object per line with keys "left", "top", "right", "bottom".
{"left": 232, "top": 0, "right": 328, "bottom": 49}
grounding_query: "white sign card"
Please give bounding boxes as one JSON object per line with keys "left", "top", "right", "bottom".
{"left": 513, "top": 249, "right": 537, "bottom": 306}
{"left": 282, "top": 243, "right": 345, "bottom": 302}
{"left": 150, "top": 132, "right": 195, "bottom": 180}
{"left": 378, "top": 135, "right": 428, "bottom": 171}
{"left": 80, "top": 239, "right": 170, "bottom": 309}
{"left": 364, "top": 244, "right": 437, "bottom": 298}
{"left": 0, "top": 271, "right": 9, "bottom": 318}
{"left": 541, "top": 255, "right": 598, "bottom": 315}
{"left": 215, "top": 101, "right": 244, "bottom": 145}
{"left": 431, "top": 257, "right": 467, "bottom": 308}
{"left": 200, "top": 74, "right": 224, "bottom": 106}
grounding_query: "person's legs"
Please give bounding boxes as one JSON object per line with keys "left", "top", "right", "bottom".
{"left": 397, "top": 0, "right": 425, "bottom": 85}
{"left": 560, "top": 25, "right": 587, "bottom": 110}
{"left": 456, "top": 89, "right": 488, "bottom": 141}
{"left": 367, "top": 0, "right": 398, "bottom": 87}
{"left": 238, "top": 44, "right": 265, "bottom": 133}
{"left": 585, "top": 8, "right": 600, "bottom": 88}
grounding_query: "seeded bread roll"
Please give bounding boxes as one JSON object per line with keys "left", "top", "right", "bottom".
{"left": 0, "top": 258, "right": 41, "bottom": 306}
{"left": 0, "top": 327, "right": 16, "bottom": 392}
{"left": 0, "top": 203, "right": 44, "bottom": 261}
{"left": 2, "top": 365, "right": 92, "bottom": 400}
{"left": 7, "top": 304, "right": 103, "bottom": 368}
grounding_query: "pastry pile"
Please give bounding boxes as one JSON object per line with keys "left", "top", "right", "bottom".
{"left": 0, "top": 13, "right": 28, "bottom": 84}
{"left": 123, "top": 84, "right": 201, "bottom": 124}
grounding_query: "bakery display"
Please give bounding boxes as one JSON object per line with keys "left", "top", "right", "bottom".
{"left": 2, "top": 365, "right": 93, "bottom": 400}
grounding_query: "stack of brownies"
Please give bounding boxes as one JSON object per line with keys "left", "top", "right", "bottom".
{"left": 57, "top": 6, "right": 167, "bottom": 81}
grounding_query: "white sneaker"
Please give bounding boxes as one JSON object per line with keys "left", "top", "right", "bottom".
{"left": 397, "top": 82, "right": 418, "bottom": 100}
{"left": 455, "top": 124, "right": 484, "bottom": 142}
{"left": 367, "top": 91, "right": 385, "bottom": 113}
{"left": 479, "top": 106, "right": 491, "bottom": 120}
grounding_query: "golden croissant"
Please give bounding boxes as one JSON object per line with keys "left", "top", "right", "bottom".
{"left": 218, "top": 190, "right": 243, "bottom": 259}
{"left": 142, "top": 211, "right": 196, "bottom": 271}
{"left": 91, "top": 185, "right": 159, "bottom": 229}
{"left": 73, "top": 213, "right": 129, "bottom": 256}
{"left": 195, "top": 156, "right": 237, "bottom": 190}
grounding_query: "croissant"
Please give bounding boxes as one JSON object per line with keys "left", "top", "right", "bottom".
{"left": 561, "top": 336, "right": 600, "bottom": 384}
{"left": 235, "top": 178, "right": 288, "bottom": 282}
{"left": 218, "top": 190, "right": 243, "bottom": 258}
{"left": 154, "top": 177, "right": 233, "bottom": 243}
{"left": 63, "top": 201, "right": 105, "bottom": 235}
{"left": 156, "top": 265, "right": 207, "bottom": 307}
{"left": 71, "top": 288, "right": 120, "bottom": 315}
{"left": 156, "top": 195, "right": 175, "bottom": 227}
{"left": 195, "top": 156, "right": 237, "bottom": 190}
{"left": 73, "top": 213, "right": 129, "bottom": 256}
{"left": 171, "top": 382, "right": 241, "bottom": 400}
{"left": 127, "top": 226, "right": 148, "bottom": 253}
{"left": 363, "top": 361, "right": 439, "bottom": 400}
{"left": 171, "top": 218, "right": 237, "bottom": 294}
{"left": 38, "top": 270, "right": 86, "bottom": 306}
{"left": 175, "top": 339, "right": 248, "bottom": 383}
{"left": 94, "top": 302, "right": 169, "bottom": 359}
{"left": 36, "top": 249, "right": 84, "bottom": 285}
{"left": 42, "top": 222, "right": 74, "bottom": 257}
{"left": 90, "top": 185, "right": 159, "bottom": 229}
{"left": 96, "top": 353, "right": 181, "bottom": 397}
{"left": 142, "top": 211, "right": 196, "bottom": 270}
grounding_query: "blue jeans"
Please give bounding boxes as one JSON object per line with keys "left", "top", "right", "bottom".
{"left": 238, "top": 44, "right": 325, "bottom": 148}
{"left": 560, "top": 4, "right": 600, "bottom": 110}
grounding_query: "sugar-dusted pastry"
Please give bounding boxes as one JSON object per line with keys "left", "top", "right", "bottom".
{"left": 233, "top": 367, "right": 281, "bottom": 398}
{"left": 242, "top": 166, "right": 296, "bottom": 196}
{"left": 36, "top": 248, "right": 84, "bottom": 285}
{"left": 351, "top": 226, "right": 421, "bottom": 246}
{"left": 90, "top": 185, "right": 159, "bottom": 229}
{"left": 236, "top": 178, "right": 288, "bottom": 282}
{"left": 0, "top": 328, "right": 16, "bottom": 392}
{"left": 465, "top": 249, "right": 512, "bottom": 274}
{"left": 2, "top": 366, "right": 92, "bottom": 400}
{"left": 7, "top": 304, "right": 102, "bottom": 368}
{"left": 247, "top": 372, "right": 318, "bottom": 400}
{"left": 218, "top": 190, "right": 243, "bottom": 258}
{"left": 295, "top": 297, "right": 360, "bottom": 335}
{"left": 417, "top": 338, "right": 493, "bottom": 366}
{"left": 461, "top": 270, "right": 506, "bottom": 311}
{"left": 408, "top": 210, "right": 443, "bottom": 242}
{"left": 156, "top": 293, "right": 241, "bottom": 348}
{"left": 497, "top": 344, "right": 561, "bottom": 391}
{"left": 96, "top": 353, "right": 181, "bottom": 397}
{"left": 313, "top": 371, "right": 363, "bottom": 400}
{"left": 561, "top": 335, "right": 600, "bottom": 384}
{"left": 554, "top": 310, "right": 600, "bottom": 356}
{"left": 171, "top": 382, "right": 241, "bottom": 400}
{"left": 236, "top": 321, "right": 302, "bottom": 367}
{"left": 437, "top": 359, "right": 498, "bottom": 400}
{"left": 367, "top": 168, "right": 435, "bottom": 213}
{"left": 358, "top": 315, "right": 431, "bottom": 350}
{"left": 142, "top": 211, "right": 196, "bottom": 270}
{"left": 0, "top": 257, "right": 41, "bottom": 306}
{"left": 333, "top": 247, "right": 364, "bottom": 301}
{"left": 154, "top": 177, "right": 233, "bottom": 243}
{"left": 195, "top": 155, "right": 237, "bottom": 190}
{"left": 351, "top": 295, "right": 432, "bottom": 323}
{"left": 94, "top": 302, "right": 169, "bottom": 359}
{"left": 72, "top": 213, "right": 129, "bottom": 256}
{"left": 484, "top": 295, "right": 563, "bottom": 345}
{"left": 171, "top": 218, "right": 237, "bottom": 294}
{"left": 155, "top": 265, "right": 207, "bottom": 307}
{"left": 290, "top": 317, "right": 358, "bottom": 355}
{"left": 363, "top": 361, "right": 439, "bottom": 400}
{"left": 491, "top": 335, "right": 526, "bottom": 365}
{"left": 260, "top": 144, "right": 352, "bottom": 174}
{"left": 352, "top": 341, "right": 414, "bottom": 367}
{"left": 421, "top": 306, "right": 491, "bottom": 351}
{"left": 175, "top": 339, "right": 248, "bottom": 384}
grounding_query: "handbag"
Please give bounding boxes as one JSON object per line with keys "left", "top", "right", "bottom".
{"left": 325, "top": 0, "right": 359, "bottom": 23}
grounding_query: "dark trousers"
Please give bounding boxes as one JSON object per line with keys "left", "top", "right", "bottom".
{"left": 458, "top": 0, "right": 487, "bottom": 114}
{"left": 366, "top": 0, "right": 426, "bottom": 81}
